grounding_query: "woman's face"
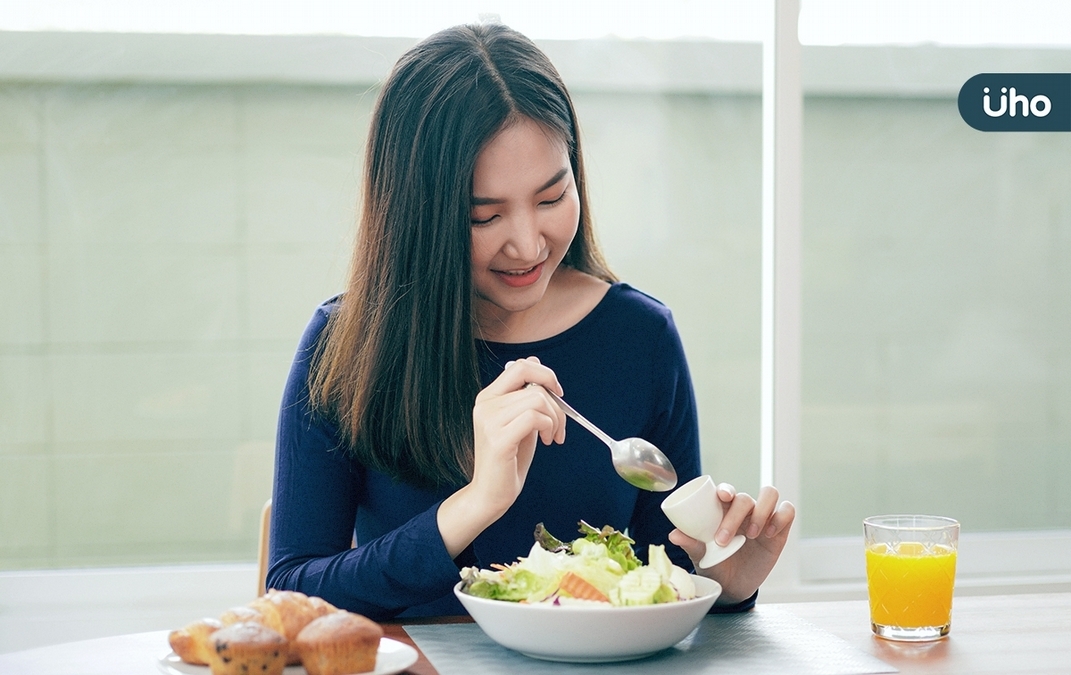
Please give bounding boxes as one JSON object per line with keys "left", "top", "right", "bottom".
{"left": 470, "top": 117, "right": 580, "bottom": 330}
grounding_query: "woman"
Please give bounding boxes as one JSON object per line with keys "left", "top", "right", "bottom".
{"left": 268, "top": 23, "right": 794, "bottom": 620}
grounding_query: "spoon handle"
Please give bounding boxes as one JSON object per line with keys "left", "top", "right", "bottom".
{"left": 542, "top": 389, "right": 617, "bottom": 449}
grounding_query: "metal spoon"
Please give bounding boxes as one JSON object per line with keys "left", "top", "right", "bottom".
{"left": 535, "top": 385, "right": 678, "bottom": 492}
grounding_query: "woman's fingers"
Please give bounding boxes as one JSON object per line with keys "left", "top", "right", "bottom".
{"left": 518, "top": 381, "right": 567, "bottom": 445}
{"left": 667, "top": 528, "right": 706, "bottom": 563}
{"left": 480, "top": 356, "right": 563, "bottom": 398}
{"left": 765, "top": 499, "right": 796, "bottom": 539}
{"left": 500, "top": 406, "right": 558, "bottom": 449}
{"left": 739, "top": 485, "right": 780, "bottom": 539}
{"left": 474, "top": 358, "right": 567, "bottom": 446}
{"left": 481, "top": 407, "right": 547, "bottom": 451}
{"left": 710, "top": 483, "right": 790, "bottom": 544}
{"left": 716, "top": 482, "right": 736, "bottom": 503}
{"left": 716, "top": 491, "right": 756, "bottom": 546}
{"left": 484, "top": 385, "right": 566, "bottom": 446}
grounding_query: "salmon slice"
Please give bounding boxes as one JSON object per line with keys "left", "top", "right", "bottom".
{"left": 557, "top": 572, "right": 610, "bottom": 603}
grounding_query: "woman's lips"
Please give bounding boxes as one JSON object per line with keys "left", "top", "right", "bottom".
{"left": 493, "top": 261, "right": 545, "bottom": 287}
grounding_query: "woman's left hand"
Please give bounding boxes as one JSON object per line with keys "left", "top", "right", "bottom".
{"left": 667, "top": 483, "right": 795, "bottom": 605}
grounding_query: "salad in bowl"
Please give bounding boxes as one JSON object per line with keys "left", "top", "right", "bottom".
{"left": 459, "top": 521, "right": 697, "bottom": 606}
{"left": 455, "top": 522, "right": 721, "bottom": 661}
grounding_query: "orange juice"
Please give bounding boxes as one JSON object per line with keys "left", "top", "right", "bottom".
{"left": 866, "top": 542, "right": 956, "bottom": 628}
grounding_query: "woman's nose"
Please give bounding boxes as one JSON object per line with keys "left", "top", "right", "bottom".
{"left": 503, "top": 212, "right": 544, "bottom": 261}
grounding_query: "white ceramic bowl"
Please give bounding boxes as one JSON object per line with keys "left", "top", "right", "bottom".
{"left": 454, "top": 575, "right": 721, "bottom": 662}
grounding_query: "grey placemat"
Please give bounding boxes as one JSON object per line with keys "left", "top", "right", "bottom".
{"left": 406, "top": 606, "right": 897, "bottom": 675}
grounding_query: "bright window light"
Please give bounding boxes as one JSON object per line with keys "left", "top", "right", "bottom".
{"left": 0, "top": 0, "right": 765, "bottom": 41}
{"left": 800, "top": 0, "right": 1071, "bottom": 47}
{"left": 1, "top": 0, "right": 1069, "bottom": 46}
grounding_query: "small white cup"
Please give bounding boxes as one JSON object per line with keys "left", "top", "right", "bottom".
{"left": 661, "top": 475, "right": 746, "bottom": 569}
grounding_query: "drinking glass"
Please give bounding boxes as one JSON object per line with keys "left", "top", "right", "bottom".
{"left": 863, "top": 515, "right": 959, "bottom": 641}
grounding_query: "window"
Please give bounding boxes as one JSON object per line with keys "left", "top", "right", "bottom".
{"left": 1, "top": 0, "right": 1068, "bottom": 593}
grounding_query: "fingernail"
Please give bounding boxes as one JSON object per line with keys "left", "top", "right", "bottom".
{"left": 766, "top": 524, "right": 777, "bottom": 538}
{"left": 716, "top": 529, "right": 731, "bottom": 546}
{"left": 747, "top": 524, "right": 760, "bottom": 538}
{"left": 505, "top": 360, "right": 515, "bottom": 368}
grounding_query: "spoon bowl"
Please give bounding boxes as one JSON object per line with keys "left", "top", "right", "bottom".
{"left": 610, "top": 438, "right": 678, "bottom": 492}
{"left": 538, "top": 387, "right": 678, "bottom": 492}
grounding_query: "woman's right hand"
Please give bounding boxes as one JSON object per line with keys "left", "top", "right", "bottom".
{"left": 437, "top": 356, "right": 566, "bottom": 557}
{"left": 470, "top": 357, "right": 566, "bottom": 514}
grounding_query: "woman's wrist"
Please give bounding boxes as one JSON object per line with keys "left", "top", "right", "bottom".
{"left": 436, "top": 484, "right": 507, "bottom": 558}
{"left": 714, "top": 586, "right": 757, "bottom": 606}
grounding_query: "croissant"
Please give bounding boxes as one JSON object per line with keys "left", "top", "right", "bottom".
{"left": 168, "top": 617, "right": 222, "bottom": 666}
{"left": 219, "top": 604, "right": 265, "bottom": 626}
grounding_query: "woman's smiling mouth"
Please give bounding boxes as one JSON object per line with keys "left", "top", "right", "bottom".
{"left": 493, "top": 261, "right": 545, "bottom": 287}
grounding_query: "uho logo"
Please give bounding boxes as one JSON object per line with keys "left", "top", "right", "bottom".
{"left": 959, "top": 74, "right": 1070, "bottom": 132}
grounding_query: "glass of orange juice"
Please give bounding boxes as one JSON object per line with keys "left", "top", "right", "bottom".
{"left": 864, "top": 515, "right": 959, "bottom": 641}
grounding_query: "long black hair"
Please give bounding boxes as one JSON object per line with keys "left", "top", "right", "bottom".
{"left": 310, "top": 23, "right": 615, "bottom": 488}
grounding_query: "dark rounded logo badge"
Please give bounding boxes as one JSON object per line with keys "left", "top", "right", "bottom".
{"left": 959, "top": 73, "right": 1070, "bottom": 131}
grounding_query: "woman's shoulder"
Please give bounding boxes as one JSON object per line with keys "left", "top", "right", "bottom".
{"left": 316, "top": 293, "right": 344, "bottom": 318}
{"left": 535, "top": 280, "right": 679, "bottom": 355}
{"left": 550, "top": 268, "right": 673, "bottom": 326}
{"left": 600, "top": 282, "right": 676, "bottom": 328}
{"left": 297, "top": 294, "right": 344, "bottom": 350}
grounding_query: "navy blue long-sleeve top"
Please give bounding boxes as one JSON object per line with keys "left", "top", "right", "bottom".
{"left": 268, "top": 282, "right": 728, "bottom": 619}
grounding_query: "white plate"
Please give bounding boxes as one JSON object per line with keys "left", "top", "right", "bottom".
{"left": 455, "top": 574, "right": 721, "bottom": 662}
{"left": 158, "top": 637, "right": 417, "bottom": 675}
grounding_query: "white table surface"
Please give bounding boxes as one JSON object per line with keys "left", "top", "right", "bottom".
{"left": 0, "top": 630, "right": 169, "bottom": 675}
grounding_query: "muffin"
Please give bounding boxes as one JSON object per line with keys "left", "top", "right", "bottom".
{"left": 169, "top": 617, "right": 223, "bottom": 665}
{"left": 205, "top": 622, "right": 287, "bottom": 675}
{"left": 294, "top": 611, "right": 383, "bottom": 675}
{"left": 249, "top": 590, "right": 333, "bottom": 664}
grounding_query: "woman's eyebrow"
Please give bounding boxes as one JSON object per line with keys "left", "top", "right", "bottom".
{"left": 471, "top": 167, "right": 569, "bottom": 205}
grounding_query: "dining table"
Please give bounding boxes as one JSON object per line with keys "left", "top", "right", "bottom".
{"left": 1, "top": 592, "right": 1068, "bottom": 675}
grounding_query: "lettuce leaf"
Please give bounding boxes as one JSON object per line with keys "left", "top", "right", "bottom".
{"left": 576, "top": 521, "right": 641, "bottom": 572}
{"left": 460, "top": 565, "right": 557, "bottom": 602}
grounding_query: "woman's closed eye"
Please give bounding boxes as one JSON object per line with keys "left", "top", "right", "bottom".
{"left": 470, "top": 180, "right": 570, "bottom": 226}
{"left": 539, "top": 187, "right": 569, "bottom": 207}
